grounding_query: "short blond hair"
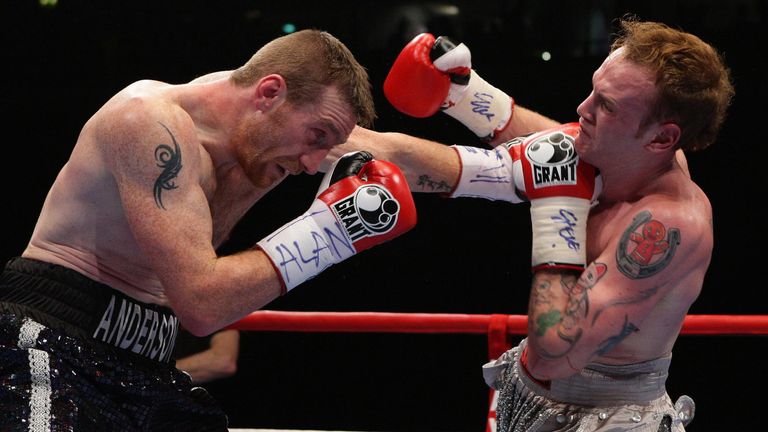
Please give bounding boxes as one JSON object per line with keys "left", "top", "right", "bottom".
{"left": 231, "top": 30, "right": 376, "bottom": 127}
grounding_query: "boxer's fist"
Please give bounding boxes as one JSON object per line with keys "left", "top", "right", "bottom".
{"left": 429, "top": 36, "right": 472, "bottom": 110}
{"left": 449, "top": 124, "right": 601, "bottom": 271}
{"left": 258, "top": 152, "right": 417, "bottom": 292}
{"left": 384, "top": 33, "right": 514, "bottom": 142}
{"left": 317, "top": 152, "right": 417, "bottom": 253}
{"left": 512, "top": 123, "right": 600, "bottom": 271}
{"left": 383, "top": 33, "right": 450, "bottom": 119}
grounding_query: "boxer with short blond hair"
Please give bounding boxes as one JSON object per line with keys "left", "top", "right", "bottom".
{"left": 0, "top": 29, "right": 416, "bottom": 430}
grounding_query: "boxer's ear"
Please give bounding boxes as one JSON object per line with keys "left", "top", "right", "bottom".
{"left": 647, "top": 122, "right": 680, "bottom": 153}
{"left": 254, "top": 74, "right": 286, "bottom": 112}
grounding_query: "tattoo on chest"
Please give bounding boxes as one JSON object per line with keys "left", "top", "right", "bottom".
{"left": 616, "top": 210, "right": 680, "bottom": 279}
{"left": 153, "top": 122, "right": 183, "bottom": 210}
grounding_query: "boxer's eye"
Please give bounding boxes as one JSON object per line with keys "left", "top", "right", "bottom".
{"left": 598, "top": 97, "right": 614, "bottom": 113}
{"left": 311, "top": 128, "right": 328, "bottom": 148}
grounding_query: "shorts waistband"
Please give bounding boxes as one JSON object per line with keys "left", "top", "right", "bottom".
{"left": 0, "top": 257, "right": 179, "bottom": 364}
{"left": 485, "top": 339, "right": 670, "bottom": 406}
{"left": 544, "top": 359, "right": 670, "bottom": 406}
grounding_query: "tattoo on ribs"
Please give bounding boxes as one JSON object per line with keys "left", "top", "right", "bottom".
{"left": 416, "top": 174, "right": 452, "bottom": 192}
{"left": 591, "top": 284, "right": 659, "bottom": 325}
{"left": 595, "top": 315, "right": 639, "bottom": 356}
{"left": 153, "top": 123, "right": 183, "bottom": 210}
{"left": 616, "top": 210, "right": 680, "bottom": 279}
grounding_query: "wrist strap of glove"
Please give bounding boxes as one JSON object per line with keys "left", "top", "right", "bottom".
{"left": 530, "top": 196, "right": 589, "bottom": 272}
{"left": 257, "top": 200, "right": 356, "bottom": 292}
{"left": 443, "top": 71, "right": 514, "bottom": 142}
{"left": 449, "top": 145, "right": 524, "bottom": 203}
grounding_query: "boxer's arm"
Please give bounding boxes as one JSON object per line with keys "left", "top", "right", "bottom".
{"left": 489, "top": 105, "right": 562, "bottom": 146}
{"left": 257, "top": 152, "right": 416, "bottom": 292}
{"left": 104, "top": 105, "right": 284, "bottom": 336}
{"left": 384, "top": 33, "right": 563, "bottom": 147}
{"left": 523, "top": 204, "right": 710, "bottom": 380}
{"left": 175, "top": 329, "right": 240, "bottom": 384}
{"left": 327, "top": 126, "right": 461, "bottom": 194}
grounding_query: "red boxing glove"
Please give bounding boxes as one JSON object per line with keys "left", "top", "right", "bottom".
{"left": 449, "top": 124, "right": 601, "bottom": 270}
{"left": 512, "top": 123, "right": 600, "bottom": 271}
{"left": 384, "top": 33, "right": 514, "bottom": 142}
{"left": 383, "top": 33, "right": 450, "bottom": 118}
{"left": 258, "top": 152, "right": 417, "bottom": 292}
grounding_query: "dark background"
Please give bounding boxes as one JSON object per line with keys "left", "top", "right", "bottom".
{"left": 3, "top": 1, "right": 767, "bottom": 430}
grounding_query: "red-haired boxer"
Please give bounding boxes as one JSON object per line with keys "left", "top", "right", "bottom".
{"left": 329, "top": 18, "right": 733, "bottom": 431}
{"left": 0, "top": 30, "right": 416, "bottom": 431}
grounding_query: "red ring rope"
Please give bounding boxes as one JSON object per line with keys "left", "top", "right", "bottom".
{"left": 230, "top": 311, "right": 768, "bottom": 335}
{"left": 228, "top": 310, "right": 767, "bottom": 432}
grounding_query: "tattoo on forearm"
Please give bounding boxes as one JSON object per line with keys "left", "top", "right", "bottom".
{"left": 531, "top": 264, "right": 607, "bottom": 359}
{"left": 556, "top": 273, "right": 587, "bottom": 346}
{"left": 531, "top": 279, "right": 554, "bottom": 307}
{"left": 595, "top": 315, "right": 639, "bottom": 356}
{"left": 616, "top": 211, "right": 680, "bottom": 279}
{"left": 416, "top": 174, "right": 452, "bottom": 192}
{"left": 558, "top": 263, "right": 607, "bottom": 336}
{"left": 562, "top": 273, "right": 591, "bottom": 321}
{"left": 153, "top": 122, "right": 183, "bottom": 210}
{"left": 535, "top": 310, "right": 561, "bottom": 337}
{"left": 530, "top": 279, "right": 560, "bottom": 336}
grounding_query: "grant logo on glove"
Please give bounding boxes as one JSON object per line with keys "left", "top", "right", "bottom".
{"left": 514, "top": 123, "right": 599, "bottom": 271}
{"left": 523, "top": 130, "right": 578, "bottom": 188}
{"left": 331, "top": 184, "right": 401, "bottom": 242}
{"left": 258, "top": 152, "right": 417, "bottom": 292}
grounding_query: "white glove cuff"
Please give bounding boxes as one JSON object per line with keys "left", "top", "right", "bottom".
{"left": 443, "top": 71, "right": 513, "bottom": 140}
{"left": 316, "top": 151, "right": 362, "bottom": 198}
{"left": 530, "top": 197, "right": 590, "bottom": 271}
{"left": 432, "top": 42, "right": 472, "bottom": 72}
{"left": 257, "top": 200, "right": 355, "bottom": 292}
{"left": 449, "top": 145, "right": 524, "bottom": 203}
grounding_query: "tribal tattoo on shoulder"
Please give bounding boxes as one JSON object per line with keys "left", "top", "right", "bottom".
{"left": 153, "top": 122, "right": 183, "bottom": 210}
{"left": 616, "top": 210, "right": 680, "bottom": 279}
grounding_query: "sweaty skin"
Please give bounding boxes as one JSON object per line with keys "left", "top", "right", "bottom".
{"left": 328, "top": 49, "right": 711, "bottom": 377}
{"left": 520, "top": 50, "right": 711, "bottom": 378}
{"left": 23, "top": 72, "right": 358, "bottom": 335}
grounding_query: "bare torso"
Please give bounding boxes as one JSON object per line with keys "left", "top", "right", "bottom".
{"left": 23, "top": 80, "right": 265, "bottom": 305}
{"left": 585, "top": 165, "right": 711, "bottom": 365}
{"left": 334, "top": 125, "right": 713, "bottom": 367}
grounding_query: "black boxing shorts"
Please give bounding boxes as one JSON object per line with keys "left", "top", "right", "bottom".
{"left": 0, "top": 257, "right": 228, "bottom": 431}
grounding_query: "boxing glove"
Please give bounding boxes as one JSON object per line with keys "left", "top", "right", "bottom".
{"left": 451, "top": 123, "right": 600, "bottom": 270}
{"left": 516, "top": 123, "right": 599, "bottom": 271}
{"left": 258, "top": 151, "right": 417, "bottom": 292}
{"left": 384, "top": 33, "right": 514, "bottom": 142}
